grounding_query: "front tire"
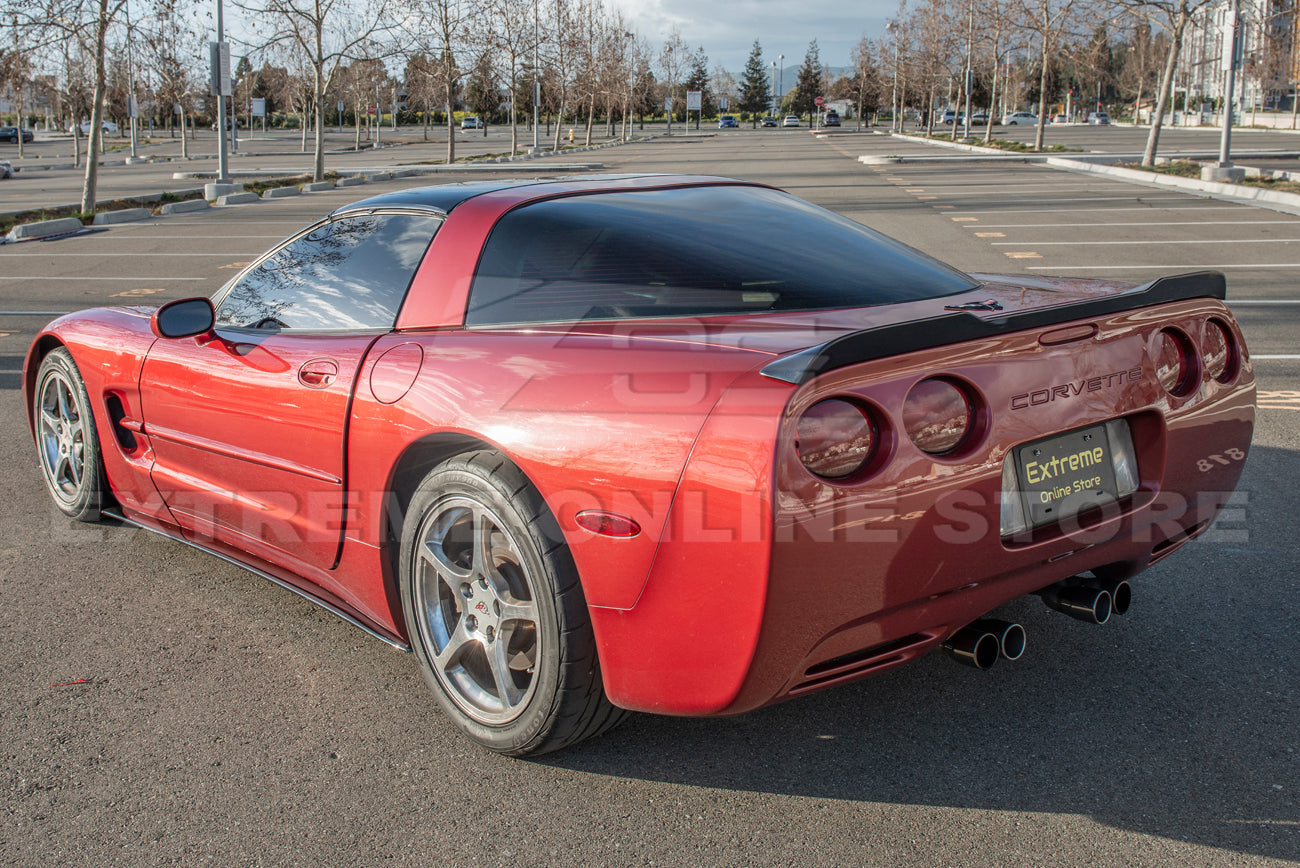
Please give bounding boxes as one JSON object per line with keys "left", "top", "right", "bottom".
{"left": 399, "top": 451, "right": 626, "bottom": 756}
{"left": 34, "top": 348, "right": 107, "bottom": 522}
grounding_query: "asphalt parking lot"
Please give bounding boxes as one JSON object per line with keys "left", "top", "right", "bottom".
{"left": 1, "top": 131, "right": 1296, "bottom": 867}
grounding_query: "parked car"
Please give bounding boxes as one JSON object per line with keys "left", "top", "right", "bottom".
{"left": 821, "top": 113, "right": 841, "bottom": 127}
{"left": 75, "top": 120, "right": 119, "bottom": 135}
{"left": 0, "top": 126, "right": 34, "bottom": 143}
{"left": 0, "top": 159, "right": 12, "bottom": 179}
{"left": 969, "top": 111, "right": 990, "bottom": 125}
{"left": 25, "top": 175, "right": 1254, "bottom": 756}
{"left": 210, "top": 118, "right": 241, "bottom": 131}
{"left": 717, "top": 114, "right": 738, "bottom": 128}
{"left": 1088, "top": 112, "right": 1111, "bottom": 125}
{"left": 938, "top": 109, "right": 957, "bottom": 125}
{"left": 1002, "top": 111, "right": 1038, "bottom": 125}
{"left": 782, "top": 114, "right": 800, "bottom": 127}
{"left": 760, "top": 116, "right": 779, "bottom": 127}
{"left": 461, "top": 116, "right": 484, "bottom": 130}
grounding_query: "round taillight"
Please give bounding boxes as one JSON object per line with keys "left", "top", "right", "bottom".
{"left": 1203, "top": 319, "right": 1235, "bottom": 383}
{"left": 903, "top": 378, "right": 973, "bottom": 454}
{"left": 796, "top": 399, "right": 877, "bottom": 479}
{"left": 1155, "top": 329, "right": 1197, "bottom": 396}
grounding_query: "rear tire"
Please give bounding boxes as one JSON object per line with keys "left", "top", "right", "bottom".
{"left": 34, "top": 348, "right": 106, "bottom": 522}
{"left": 399, "top": 451, "right": 627, "bottom": 756}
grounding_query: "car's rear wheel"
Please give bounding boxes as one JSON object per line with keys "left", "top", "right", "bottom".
{"left": 34, "top": 348, "right": 106, "bottom": 521}
{"left": 399, "top": 451, "right": 627, "bottom": 756}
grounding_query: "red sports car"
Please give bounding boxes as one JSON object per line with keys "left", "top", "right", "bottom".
{"left": 24, "top": 175, "right": 1254, "bottom": 755}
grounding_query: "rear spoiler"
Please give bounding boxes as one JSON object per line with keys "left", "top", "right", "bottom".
{"left": 759, "top": 271, "right": 1226, "bottom": 386}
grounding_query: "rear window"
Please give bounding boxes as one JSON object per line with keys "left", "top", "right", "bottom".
{"left": 466, "top": 186, "right": 979, "bottom": 326}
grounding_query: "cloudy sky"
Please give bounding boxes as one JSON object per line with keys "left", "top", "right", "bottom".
{"left": 608, "top": 0, "right": 898, "bottom": 77}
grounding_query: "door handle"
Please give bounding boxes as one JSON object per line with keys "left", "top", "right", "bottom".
{"left": 298, "top": 358, "right": 339, "bottom": 388}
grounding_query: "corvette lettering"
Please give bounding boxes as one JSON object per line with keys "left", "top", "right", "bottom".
{"left": 1011, "top": 367, "right": 1144, "bottom": 410}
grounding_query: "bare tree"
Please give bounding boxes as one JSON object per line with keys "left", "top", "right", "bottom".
{"left": 395, "top": 0, "right": 482, "bottom": 164}
{"left": 1013, "top": 0, "right": 1087, "bottom": 150}
{"left": 659, "top": 26, "right": 686, "bottom": 128}
{"left": 248, "top": 0, "right": 394, "bottom": 180}
{"left": 1115, "top": 0, "right": 1217, "bottom": 165}
{"left": 487, "top": 0, "right": 537, "bottom": 153}
{"left": 8, "top": 0, "right": 131, "bottom": 212}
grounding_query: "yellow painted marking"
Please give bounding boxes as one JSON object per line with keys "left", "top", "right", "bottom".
{"left": 952, "top": 217, "right": 979, "bottom": 222}
{"left": 975, "top": 232, "right": 1007, "bottom": 238}
{"left": 933, "top": 205, "right": 955, "bottom": 209}
{"left": 110, "top": 287, "right": 168, "bottom": 298}
{"left": 905, "top": 188, "right": 926, "bottom": 193}
{"left": 1005, "top": 252, "right": 1043, "bottom": 259}
{"left": 219, "top": 261, "right": 252, "bottom": 270}
{"left": 885, "top": 177, "right": 904, "bottom": 182}
{"left": 0, "top": 331, "right": 12, "bottom": 338}
{"left": 1258, "top": 390, "right": 1300, "bottom": 410}
{"left": 916, "top": 195, "right": 937, "bottom": 200}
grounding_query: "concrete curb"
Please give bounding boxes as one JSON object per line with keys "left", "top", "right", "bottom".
{"left": 890, "top": 132, "right": 1008, "bottom": 156}
{"left": 6, "top": 216, "right": 85, "bottom": 241}
{"left": 93, "top": 208, "right": 150, "bottom": 225}
{"left": 215, "top": 192, "right": 260, "bottom": 205}
{"left": 160, "top": 199, "right": 210, "bottom": 214}
{"left": 302, "top": 181, "right": 334, "bottom": 192}
{"left": 1045, "top": 157, "right": 1300, "bottom": 215}
{"left": 261, "top": 186, "right": 300, "bottom": 199}
{"left": 335, "top": 177, "right": 366, "bottom": 187}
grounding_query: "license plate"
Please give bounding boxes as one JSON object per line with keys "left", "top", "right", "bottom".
{"left": 1014, "top": 425, "right": 1119, "bottom": 527}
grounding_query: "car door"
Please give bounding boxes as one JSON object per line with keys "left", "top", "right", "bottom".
{"left": 139, "top": 210, "right": 442, "bottom": 573}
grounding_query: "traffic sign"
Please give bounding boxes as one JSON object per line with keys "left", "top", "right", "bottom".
{"left": 815, "top": 96, "right": 825, "bottom": 106}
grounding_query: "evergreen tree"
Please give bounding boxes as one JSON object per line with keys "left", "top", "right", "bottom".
{"left": 792, "top": 39, "right": 824, "bottom": 120}
{"left": 739, "top": 40, "right": 771, "bottom": 126}
{"left": 683, "top": 47, "right": 713, "bottom": 124}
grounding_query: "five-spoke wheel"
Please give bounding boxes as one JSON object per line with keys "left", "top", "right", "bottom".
{"left": 399, "top": 451, "right": 626, "bottom": 755}
{"left": 34, "top": 348, "right": 105, "bottom": 521}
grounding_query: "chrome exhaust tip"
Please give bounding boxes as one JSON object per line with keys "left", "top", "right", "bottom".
{"left": 971, "top": 618, "right": 1027, "bottom": 661}
{"left": 1038, "top": 583, "right": 1113, "bottom": 625}
{"left": 941, "top": 625, "right": 1002, "bottom": 670}
{"left": 1100, "top": 579, "right": 1131, "bottom": 616}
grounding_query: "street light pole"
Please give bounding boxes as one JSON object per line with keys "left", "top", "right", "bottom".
{"left": 886, "top": 21, "right": 899, "bottom": 133}
{"left": 770, "top": 60, "right": 776, "bottom": 116}
{"left": 215, "top": 0, "right": 229, "bottom": 182}
{"left": 1217, "top": 0, "right": 1241, "bottom": 169}
{"left": 125, "top": 0, "right": 141, "bottom": 162}
{"left": 777, "top": 54, "right": 784, "bottom": 115}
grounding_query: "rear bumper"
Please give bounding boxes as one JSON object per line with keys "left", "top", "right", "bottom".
{"left": 590, "top": 298, "right": 1255, "bottom": 716}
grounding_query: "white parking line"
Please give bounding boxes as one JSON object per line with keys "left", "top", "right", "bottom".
{"left": 963, "top": 221, "right": 1300, "bottom": 228}
{"left": 0, "top": 253, "right": 261, "bottom": 257}
{"left": 929, "top": 195, "right": 1199, "bottom": 204}
{"left": 54, "top": 235, "right": 286, "bottom": 239}
{"left": 992, "top": 239, "right": 1300, "bottom": 246}
{"left": 1026, "top": 264, "right": 1300, "bottom": 270}
{"left": 947, "top": 206, "right": 1245, "bottom": 215}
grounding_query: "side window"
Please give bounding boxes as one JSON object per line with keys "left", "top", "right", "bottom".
{"left": 215, "top": 213, "right": 440, "bottom": 331}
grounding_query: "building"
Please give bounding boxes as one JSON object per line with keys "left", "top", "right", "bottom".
{"left": 1177, "top": 0, "right": 1298, "bottom": 111}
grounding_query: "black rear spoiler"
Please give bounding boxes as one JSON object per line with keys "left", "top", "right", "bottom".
{"left": 759, "top": 271, "right": 1226, "bottom": 385}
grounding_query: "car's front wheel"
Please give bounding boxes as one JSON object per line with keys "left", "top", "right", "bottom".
{"left": 34, "top": 348, "right": 107, "bottom": 521}
{"left": 399, "top": 451, "right": 627, "bottom": 755}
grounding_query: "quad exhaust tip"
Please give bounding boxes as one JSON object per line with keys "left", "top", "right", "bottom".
{"left": 1037, "top": 576, "right": 1134, "bottom": 624}
{"left": 942, "top": 619, "right": 1026, "bottom": 670}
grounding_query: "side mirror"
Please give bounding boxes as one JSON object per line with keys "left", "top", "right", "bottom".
{"left": 151, "top": 297, "right": 216, "bottom": 339}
